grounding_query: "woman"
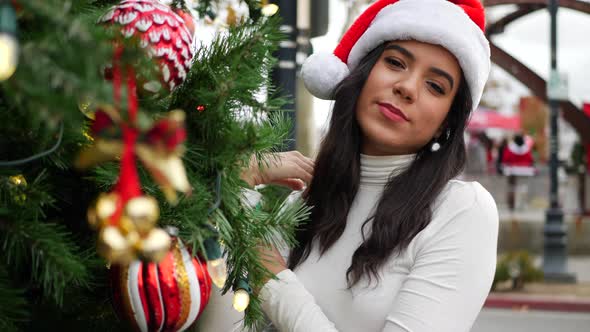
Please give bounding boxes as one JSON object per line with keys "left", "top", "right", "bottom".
{"left": 199, "top": 0, "right": 498, "bottom": 331}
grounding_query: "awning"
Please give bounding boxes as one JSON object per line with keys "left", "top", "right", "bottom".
{"left": 468, "top": 109, "right": 521, "bottom": 131}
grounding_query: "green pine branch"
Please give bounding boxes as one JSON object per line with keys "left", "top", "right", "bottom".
{"left": 0, "top": 266, "right": 28, "bottom": 331}
{"left": 1, "top": 218, "right": 91, "bottom": 306}
{"left": 1, "top": 170, "right": 91, "bottom": 307}
{"left": 218, "top": 193, "right": 311, "bottom": 330}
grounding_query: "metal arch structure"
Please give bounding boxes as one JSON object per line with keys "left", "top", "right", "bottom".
{"left": 484, "top": 0, "right": 590, "bottom": 143}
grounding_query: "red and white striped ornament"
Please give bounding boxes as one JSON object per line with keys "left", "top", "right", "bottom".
{"left": 110, "top": 237, "right": 212, "bottom": 332}
{"left": 99, "top": 0, "right": 195, "bottom": 91}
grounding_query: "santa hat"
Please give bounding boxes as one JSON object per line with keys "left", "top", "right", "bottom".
{"left": 301, "top": 0, "right": 490, "bottom": 111}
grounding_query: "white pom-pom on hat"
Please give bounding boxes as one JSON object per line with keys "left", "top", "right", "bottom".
{"left": 301, "top": 53, "right": 350, "bottom": 100}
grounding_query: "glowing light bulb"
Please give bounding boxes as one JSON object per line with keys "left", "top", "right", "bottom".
{"left": 261, "top": 4, "right": 279, "bottom": 17}
{"left": 207, "top": 258, "right": 228, "bottom": 289}
{"left": 0, "top": 1, "right": 18, "bottom": 82}
{"left": 0, "top": 33, "right": 18, "bottom": 81}
{"left": 232, "top": 288, "right": 250, "bottom": 312}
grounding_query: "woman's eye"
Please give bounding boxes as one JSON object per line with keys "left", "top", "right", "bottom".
{"left": 428, "top": 82, "right": 445, "bottom": 95}
{"left": 385, "top": 58, "right": 404, "bottom": 68}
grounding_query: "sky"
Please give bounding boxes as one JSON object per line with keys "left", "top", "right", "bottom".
{"left": 490, "top": 5, "right": 590, "bottom": 108}
{"left": 309, "top": 1, "right": 590, "bottom": 135}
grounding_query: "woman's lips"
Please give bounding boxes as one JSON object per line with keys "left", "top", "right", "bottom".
{"left": 377, "top": 102, "right": 408, "bottom": 122}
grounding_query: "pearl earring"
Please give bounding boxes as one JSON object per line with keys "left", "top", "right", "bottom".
{"left": 430, "top": 128, "right": 450, "bottom": 152}
{"left": 431, "top": 142, "right": 441, "bottom": 152}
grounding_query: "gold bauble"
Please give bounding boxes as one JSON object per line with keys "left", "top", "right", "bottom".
{"left": 8, "top": 175, "right": 27, "bottom": 205}
{"left": 96, "top": 193, "right": 119, "bottom": 219}
{"left": 88, "top": 193, "right": 119, "bottom": 228}
{"left": 98, "top": 226, "right": 134, "bottom": 264}
{"left": 78, "top": 96, "right": 96, "bottom": 120}
{"left": 118, "top": 216, "right": 136, "bottom": 235}
{"left": 138, "top": 228, "right": 171, "bottom": 262}
{"left": 125, "top": 229, "right": 141, "bottom": 248}
{"left": 125, "top": 196, "right": 159, "bottom": 235}
{"left": 8, "top": 174, "right": 27, "bottom": 187}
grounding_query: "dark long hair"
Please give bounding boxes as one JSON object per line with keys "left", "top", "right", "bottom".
{"left": 288, "top": 43, "right": 473, "bottom": 286}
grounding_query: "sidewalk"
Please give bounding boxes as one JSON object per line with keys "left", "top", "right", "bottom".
{"left": 485, "top": 282, "right": 590, "bottom": 312}
{"left": 484, "top": 256, "right": 590, "bottom": 312}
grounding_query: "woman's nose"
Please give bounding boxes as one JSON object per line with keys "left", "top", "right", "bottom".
{"left": 393, "top": 77, "right": 418, "bottom": 103}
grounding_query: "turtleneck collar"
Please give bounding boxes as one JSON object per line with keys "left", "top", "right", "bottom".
{"left": 360, "top": 153, "right": 416, "bottom": 188}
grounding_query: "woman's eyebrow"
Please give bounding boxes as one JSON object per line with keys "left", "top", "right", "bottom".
{"left": 384, "top": 44, "right": 415, "bottom": 61}
{"left": 429, "top": 67, "right": 455, "bottom": 89}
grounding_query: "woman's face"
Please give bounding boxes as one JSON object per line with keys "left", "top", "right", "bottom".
{"left": 355, "top": 40, "right": 462, "bottom": 156}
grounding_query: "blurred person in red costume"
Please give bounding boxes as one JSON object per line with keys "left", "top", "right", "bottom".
{"left": 501, "top": 133, "right": 536, "bottom": 210}
{"left": 501, "top": 133, "right": 536, "bottom": 177}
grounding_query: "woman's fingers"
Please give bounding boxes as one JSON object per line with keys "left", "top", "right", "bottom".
{"left": 304, "top": 157, "right": 315, "bottom": 170}
{"left": 291, "top": 151, "right": 315, "bottom": 170}
{"left": 251, "top": 151, "right": 315, "bottom": 186}
{"left": 291, "top": 156, "right": 314, "bottom": 178}
{"left": 292, "top": 165, "right": 313, "bottom": 184}
{"left": 289, "top": 160, "right": 313, "bottom": 182}
{"left": 286, "top": 151, "right": 315, "bottom": 179}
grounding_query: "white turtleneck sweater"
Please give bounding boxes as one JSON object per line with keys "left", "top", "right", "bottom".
{"left": 197, "top": 154, "right": 499, "bottom": 332}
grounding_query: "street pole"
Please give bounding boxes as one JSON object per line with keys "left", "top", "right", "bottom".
{"left": 543, "top": 0, "right": 576, "bottom": 283}
{"left": 271, "top": 0, "right": 298, "bottom": 151}
{"left": 295, "top": 0, "right": 314, "bottom": 157}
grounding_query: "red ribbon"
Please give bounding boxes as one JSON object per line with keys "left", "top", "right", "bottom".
{"left": 111, "top": 50, "right": 142, "bottom": 225}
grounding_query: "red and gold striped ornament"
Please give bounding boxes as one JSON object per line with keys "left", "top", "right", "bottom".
{"left": 111, "top": 237, "right": 212, "bottom": 332}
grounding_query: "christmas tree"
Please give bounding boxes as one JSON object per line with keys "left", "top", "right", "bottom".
{"left": 0, "top": 0, "right": 307, "bottom": 330}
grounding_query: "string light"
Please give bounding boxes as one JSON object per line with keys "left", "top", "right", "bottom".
{"left": 207, "top": 257, "right": 228, "bottom": 288}
{"left": 232, "top": 277, "right": 251, "bottom": 312}
{"left": 260, "top": 0, "right": 279, "bottom": 17}
{"left": 0, "top": 0, "right": 18, "bottom": 81}
{"left": 204, "top": 173, "right": 227, "bottom": 288}
{"left": 204, "top": 236, "right": 228, "bottom": 288}
{"left": 233, "top": 289, "right": 250, "bottom": 312}
{"left": 261, "top": 4, "right": 278, "bottom": 17}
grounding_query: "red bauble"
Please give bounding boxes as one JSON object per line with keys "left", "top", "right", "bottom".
{"left": 99, "top": 0, "right": 195, "bottom": 91}
{"left": 111, "top": 237, "right": 212, "bottom": 332}
{"left": 174, "top": 9, "right": 195, "bottom": 36}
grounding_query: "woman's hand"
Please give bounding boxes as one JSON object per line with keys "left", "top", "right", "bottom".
{"left": 240, "top": 151, "right": 314, "bottom": 190}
